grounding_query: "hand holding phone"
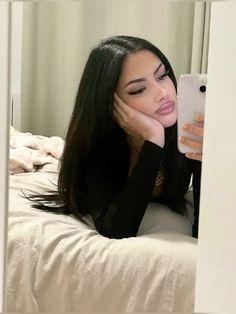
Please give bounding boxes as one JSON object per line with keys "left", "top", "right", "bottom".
{"left": 177, "top": 74, "right": 206, "bottom": 155}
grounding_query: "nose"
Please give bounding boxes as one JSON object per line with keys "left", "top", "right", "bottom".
{"left": 153, "top": 82, "right": 168, "bottom": 102}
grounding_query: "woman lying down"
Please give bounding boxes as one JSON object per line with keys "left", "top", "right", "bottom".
{"left": 29, "top": 35, "right": 202, "bottom": 239}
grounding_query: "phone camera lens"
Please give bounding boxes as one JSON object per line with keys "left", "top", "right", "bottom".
{"left": 200, "top": 85, "right": 206, "bottom": 93}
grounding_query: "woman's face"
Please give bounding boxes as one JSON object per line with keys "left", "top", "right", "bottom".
{"left": 116, "top": 49, "right": 177, "bottom": 128}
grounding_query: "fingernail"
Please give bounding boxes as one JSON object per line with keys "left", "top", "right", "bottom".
{"left": 195, "top": 113, "right": 203, "bottom": 121}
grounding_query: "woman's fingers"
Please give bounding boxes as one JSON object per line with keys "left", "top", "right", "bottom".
{"left": 114, "top": 93, "right": 126, "bottom": 110}
{"left": 113, "top": 94, "right": 135, "bottom": 129}
{"left": 113, "top": 100, "right": 124, "bottom": 124}
{"left": 113, "top": 104, "right": 121, "bottom": 120}
{"left": 194, "top": 113, "right": 204, "bottom": 123}
{"left": 185, "top": 152, "right": 202, "bottom": 161}
{"left": 113, "top": 93, "right": 127, "bottom": 114}
{"left": 179, "top": 136, "right": 203, "bottom": 151}
{"left": 181, "top": 113, "right": 204, "bottom": 159}
{"left": 183, "top": 124, "right": 204, "bottom": 137}
{"left": 113, "top": 99, "right": 129, "bottom": 123}
{"left": 115, "top": 92, "right": 146, "bottom": 122}
{"left": 114, "top": 92, "right": 120, "bottom": 102}
{"left": 114, "top": 93, "right": 136, "bottom": 117}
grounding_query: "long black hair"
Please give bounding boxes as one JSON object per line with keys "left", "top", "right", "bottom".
{"left": 31, "top": 35, "right": 191, "bottom": 219}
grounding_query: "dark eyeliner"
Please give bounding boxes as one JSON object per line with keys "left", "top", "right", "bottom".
{"left": 158, "top": 69, "right": 170, "bottom": 80}
{"left": 128, "top": 87, "right": 145, "bottom": 95}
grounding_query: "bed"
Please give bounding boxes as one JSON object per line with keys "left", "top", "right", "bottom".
{"left": 6, "top": 128, "right": 197, "bottom": 312}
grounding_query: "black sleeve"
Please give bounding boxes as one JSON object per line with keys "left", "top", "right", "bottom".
{"left": 84, "top": 141, "right": 164, "bottom": 239}
{"left": 191, "top": 160, "right": 202, "bottom": 238}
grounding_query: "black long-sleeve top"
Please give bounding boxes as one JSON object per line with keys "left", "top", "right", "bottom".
{"left": 84, "top": 140, "right": 201, "bottom": 239}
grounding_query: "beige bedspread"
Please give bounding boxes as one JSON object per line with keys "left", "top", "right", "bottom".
{"left": 7, "top": 171, "right": 197, "bottom": 312}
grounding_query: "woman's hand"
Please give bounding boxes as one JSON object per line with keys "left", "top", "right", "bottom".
{"left": 179, "top": 114, "right": 204, "bottom": 161}
{"left": 113, "top": 93, "right": 165, "bottom": 147}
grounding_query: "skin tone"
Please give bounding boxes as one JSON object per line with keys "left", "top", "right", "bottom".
{"left": 113, "top": 49, "right": 203, "bottom": 161}
{"left": 180, "top": 114, "right": 204, "bottom": 161}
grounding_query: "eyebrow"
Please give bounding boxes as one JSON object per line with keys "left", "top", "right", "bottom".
{"left": 124, "top": 63, "right": 164, "bottom": 88}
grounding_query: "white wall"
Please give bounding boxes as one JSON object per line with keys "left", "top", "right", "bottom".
{"left": 195, "top": 2, "right": 236, "bottom": 312}
{"left": 10, "top": 3, "right": 23, "bottom": 131}
{"left": 0, "top": 3, "right": 10, "bottom": 311}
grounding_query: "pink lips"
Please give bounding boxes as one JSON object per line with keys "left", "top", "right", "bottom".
{"left": 156, "top": 101, "right": 175, "bottom": 115}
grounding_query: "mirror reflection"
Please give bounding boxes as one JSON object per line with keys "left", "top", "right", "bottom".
{"left": 8, "top": 1, "right": 210, "bottom": 312}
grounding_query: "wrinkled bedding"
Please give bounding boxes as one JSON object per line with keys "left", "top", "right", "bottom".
{"left": 7, "top": 171, "right": 197, "bottom": 312}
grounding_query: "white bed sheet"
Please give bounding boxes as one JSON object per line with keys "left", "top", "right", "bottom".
{"left": 7, "top": 171, "right": 197, "bottom": 312}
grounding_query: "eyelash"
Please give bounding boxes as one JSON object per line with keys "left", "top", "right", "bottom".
{"left": 128, "top": 70, "right": 170, "bottom": 96}
{"left": 129, "top": 88, "right": 145, "bottom": 95}
{"left": 158, "top": 69, "right": 170, "bottom": 81}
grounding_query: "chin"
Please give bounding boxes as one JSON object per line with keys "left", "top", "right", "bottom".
{"left": 163, "top": 120, "right": 177, "bottom": 128}
{"left": 159, "top": 114, "right": 177, "bottom": 128}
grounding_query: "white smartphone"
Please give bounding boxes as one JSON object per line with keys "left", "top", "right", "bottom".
{"left": 177, "top": 74, "right": 206, "bottom": 154}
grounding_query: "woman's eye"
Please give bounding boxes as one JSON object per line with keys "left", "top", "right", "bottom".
{"left": 128, "top": 87, "right": 145, "bottom": 95}
{"left": 158, "top": 70, "right": 170, "bottom": 81}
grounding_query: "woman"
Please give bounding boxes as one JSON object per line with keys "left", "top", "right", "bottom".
{"left": 32, "top": 35, "right": 203, "bottom": 239}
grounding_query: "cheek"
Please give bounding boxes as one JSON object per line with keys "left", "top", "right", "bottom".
{"left": 168, "top": 81, "right": 177, "bottom": 98}
{"left": 126, "top": 97, "right": 150, "bottom": 114}
{"left": 127, "top": 93, "right": 160, "bottom": 115}
{"left": 172, "top": 87, "right": 177, "bottom": 99}
{"left": 126, "top": 98, "right": 141, "bottom": 108}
